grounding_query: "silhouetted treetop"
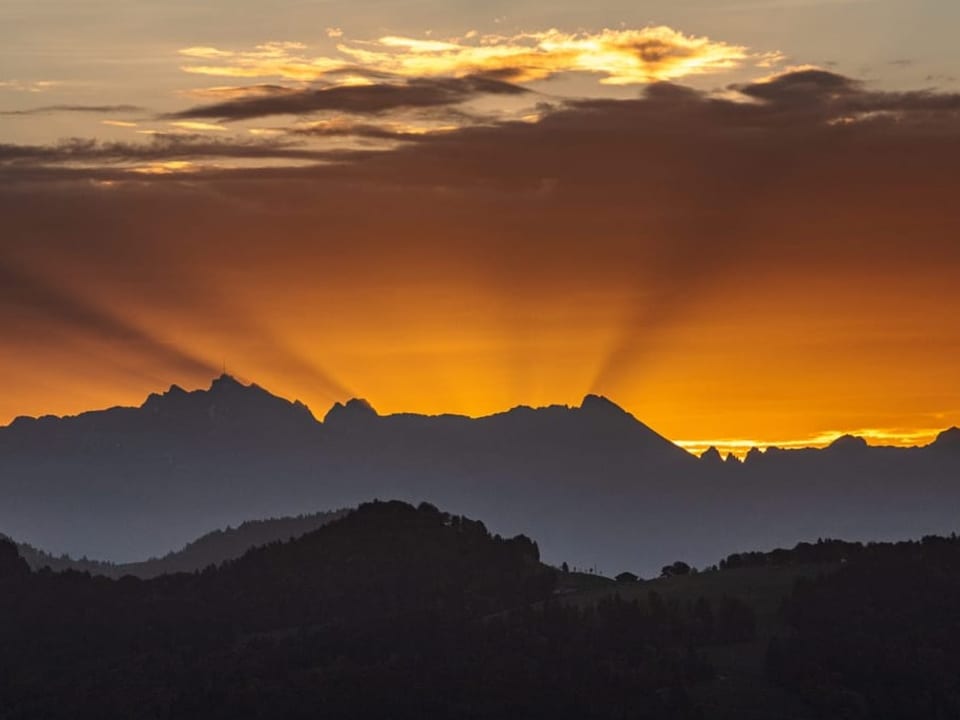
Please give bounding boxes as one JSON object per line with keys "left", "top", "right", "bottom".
{"left": 0, "top": 538, "right": 29, "bottom": 579}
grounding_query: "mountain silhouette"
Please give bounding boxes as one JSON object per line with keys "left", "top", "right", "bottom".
{"left": 932, "top": 426, "right": 960, "bottom": 450}
{"left": 1, "top": 375, "right": 958, "bottom": 576}
{"left": 10, "top": 508, "right": 347, "bottom": 578}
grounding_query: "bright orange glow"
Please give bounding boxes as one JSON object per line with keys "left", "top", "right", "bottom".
{"left": 1, "top": 262, "right": 957, "bottom": 455}
{"left": 131, "top": 160, "right": 196, "bottom": 174}
{"left": 677, "top": 428, "right": 949, "bottom": 460}
{"left": 168, "top": 121, "right": 227, "bottom": 132}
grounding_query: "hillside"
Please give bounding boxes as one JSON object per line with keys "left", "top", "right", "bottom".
{"left": 563, "top": 535, "right": 960, "bottom": 719}
{"left": 3, "top": 502, "right": 958, "bottom": 718}
{"left": 0, "top": 501, "right": 760, "bottom": 719}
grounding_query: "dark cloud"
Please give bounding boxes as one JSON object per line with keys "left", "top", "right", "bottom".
{"left": 168, "top": 76, "right": 529, "bottom": 121}
{"left": 0, "top": 134, "right": 356, "bottom": 172}
{"left": 0, "top": 105, "right": 144, "bottom": 117}
{"left": 289, "top": 123, "right": 424, "bottom": 141}
{"left": 7, "top": 69, "right": 954, "bottom": 184}
{"left": 288, "top": 106, "right": 494, "bottom": 141}
{"left": 736, "top": 69, "right": 858, "bottom": 103}
{"left": 732, "top": 69, "right": 960, "bottom": 121}
{"left": 4, "top": 69, "right": 959, "bottom": 185}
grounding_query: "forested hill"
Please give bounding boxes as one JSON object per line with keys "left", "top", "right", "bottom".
{"left": 3, "top": 502, "right": 960, "bottom": 718}
{"left": 0, "top": 501, "right": 739, "bottom": 720}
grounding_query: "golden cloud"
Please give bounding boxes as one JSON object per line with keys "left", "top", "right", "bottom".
{"left": 169, "top": 120, "right": 228, "bottom": 132}
{"left": 180, "top": 41, "right": 344, "bottom": 80}
{"left": 132, "top": 160, "right": 196, "bottom": 175}
{"left": 179, "top": 26, "right": 781, "bottom": 86}
{"left": 183, "top": 84, "right": 299, "bottom": 100}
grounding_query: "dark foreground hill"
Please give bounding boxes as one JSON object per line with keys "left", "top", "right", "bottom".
{"left": 0, "top": 501, "right": 727, "bottom": 720}
{"left": 2, "top": 375, "right": 959, "bottom": 575}
{"left": 11, "top": 509, "right": 347, "bottom": 579}
{"left": 3, "top": 502, "right": 960, "bottom": 719}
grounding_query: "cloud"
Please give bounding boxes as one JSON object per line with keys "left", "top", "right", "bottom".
{"left": 178, "top": 26, "right": 779, "bottom": 86}
{"left": 0, "top": 104, "right": 144, "bottom": 117}
{"left": 168, "top": 120, "right": 227, "bottom": 132}
{"left": 5, "top": 69, "right": 960, "bottom": 182}
{"left": 168, "top": 76, "right": 528, "bottom": 121}
{"left": 289, "top": 118, "right": 451, "bottom": 141}
{"left": 184, "top": 84, "right": 294, "bottom": 100}
{"left": 0, "top": 134, "right": 339, "bottom": 168}
{"left": 5, "top": 68, "right": 960, "bottom": 184}
{"left": 343, "top": 27, "right": 776, "bottom": 84}
{"left": 180, "top": 41, "right": 343, "bottom": 80}
{"left": 730, "top": 69, "right": 960, "bottom": 125}
{"left": 736, "top": 68, "right": 858, "bottom": 102}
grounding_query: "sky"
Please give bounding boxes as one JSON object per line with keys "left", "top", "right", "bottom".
{"left": 1, "top": 0, "right": 959, "bottom": 456}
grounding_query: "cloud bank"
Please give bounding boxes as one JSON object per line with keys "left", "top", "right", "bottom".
{"left": 179, "top": 27, "right": 778, "bottom": 85}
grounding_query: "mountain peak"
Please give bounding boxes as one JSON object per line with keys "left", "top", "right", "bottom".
{"left": 828, "top": 434, "right": 869, "bottom": 451}
{"left": 579, "top": 394, "right": 629, "bottom": 416}
{"left": 210, "top": 373, "right": 244, "bottom": 392}
{"left": 138, "top": 374, "right": 317, "bottom": 429}
{"left": 932, "top": 426, "right": 960, "bottom": 450}
{"left": 700, "top": 446, "right": 724, "bottom": 464}
{"left": 324, "top": 398, "right": 379, "bottom": 425}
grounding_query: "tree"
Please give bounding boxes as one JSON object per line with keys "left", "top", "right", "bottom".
{"left": 0, "top": 539, "right": 29, "bottom": 580}
{"left": 661, "top": 561, "right": 692, "bottom": 578}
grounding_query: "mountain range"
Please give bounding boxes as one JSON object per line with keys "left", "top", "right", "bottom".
{"left": 1, "top": 375, "right": 957, "bottom": 576}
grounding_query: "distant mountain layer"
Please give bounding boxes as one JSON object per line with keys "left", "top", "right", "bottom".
{"left": 1, "top": 374, "right": 957, "bottom": 576}
{"left": 10, "top": 509, "right": 347, "bottom": 579}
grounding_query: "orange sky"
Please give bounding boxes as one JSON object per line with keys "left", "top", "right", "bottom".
{"left": 1, "top": 161, "right": 957, "bottom": 458}
{"left": 2, "top": 15, "right": 959, "bottom": 456}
